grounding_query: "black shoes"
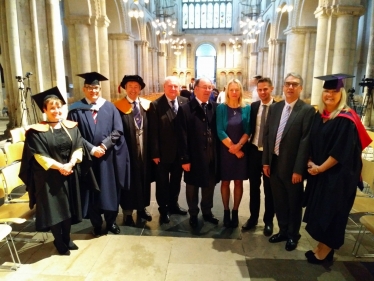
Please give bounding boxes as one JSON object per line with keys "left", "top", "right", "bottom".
{"left": 189, "top": 215, "right": 198, "bottom": 228}
{"left": 169, "top": 205, "right": 188, "bottom": 216}
{"left": 306, "top": 250, "right": 334, "bottom": 264}
{"left": 268, "top": 233, "right": 288, "bottom": 243}
{"left": 263, "top": 224, "right": 273, "bottom": 237}
{"left": 138, "top": 209, "right": 152, "bottom": 221}
{"left": 231, "top": 210, "right": 239, "bottom": 228}
{"left": 66, "top": 240, "right": 79, "bottom": 250}
{"left": 92, "top": 226, "right": 103, "bottom": 237}
{"left": 242, "top": 219, "right": 258, "bottom": 231}
{"left": 159, "top": 213, "right": 170, "bottom": 224}
{"left": 223, "top": 210, "right": 231, "bottom": 227}
{"left": 203, "top": 214, "right": 219, "bottom": 225}
{"left": 53, "top": 240, "right": 71, "bottom": 256}
{"left": 107, "top": 223, "right": 121, "bottom": 234}
{"left": 124, "top": 215, "right": 136, "bottom": 226}
{"left": 285, "top": 238, "right": 298, "bottom": 251}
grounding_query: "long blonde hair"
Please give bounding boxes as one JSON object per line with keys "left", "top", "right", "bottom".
{"left": 318, "top": 88, "right": 350, "bottom": 119}
{"left": 225, "top": 79, "right": 245, "bottom": 107}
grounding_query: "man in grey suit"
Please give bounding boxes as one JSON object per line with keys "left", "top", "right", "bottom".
{"left": 149, "top": 76, "right": 189, "bottom": 224}
{"left": 263, "top": 73, "right": 315, "bottom": 251}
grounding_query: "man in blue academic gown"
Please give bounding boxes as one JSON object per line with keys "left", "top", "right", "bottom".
{"left": 68, "top": 72, "right": 130, "bottom": 236}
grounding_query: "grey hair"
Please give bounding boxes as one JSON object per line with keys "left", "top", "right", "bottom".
{"left": 284, "top": 72, "right": 304, "bottom": 87}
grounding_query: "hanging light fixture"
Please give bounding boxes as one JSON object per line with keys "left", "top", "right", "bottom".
{"left": 124, "top": 0, "right": 147, "bottom": 18}
{"left": 152, "top": 0, "right": 177, "bottom": 44}
{"left": 171, "top": 38, "right": 186, "bottom": 56}
{"left": 240, "top": 0, "right": 264, "bottom": 44}
{"left": 229, "top": 38, "right": 242, "bottom": 53}
{"left": 276, "top": 4, "right": 293, "bottom": 13}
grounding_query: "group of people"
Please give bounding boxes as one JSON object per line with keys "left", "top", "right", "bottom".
{"left": 20, "top": 71, "right": 371, "bottom": 266}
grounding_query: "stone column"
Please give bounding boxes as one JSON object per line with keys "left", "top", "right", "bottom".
{"left": 5, "top": 0, "right": 24, "bottom": 127}
{"left": 284, "top": 27, "right": 306, "bottom": 77}
{"left": 273, "top": 40, "right": 286, "bottom": 96}
{"left": 262, "top": 47, "right": 269, "bottom": 77}
{"left": 257, "top": 49, "right": 263, "bottom": 76}
{"left": 135, "top": 40, "right": 149, "bottom": 94}
{"left": 64, "top": 16, "right": 91, "bottom": 100}
{"left": 46, "top": 0, "right": 66, "bottom": 94}
{"left": 158, "top": 51, "right": 166, "bottom": 91}
{"left": 108, "top": 33, "right": 134, "bottom": 100}
{"left": 97, "top": 14, "right": 111, "bottom": 100}
{"left": 311, "top": 7, "right": 329, "bottom": 106}
{"left": 267, "top": 39, "right": 276, "bottom": 82}
{"left": 151, "top": 48, "right": 158, "bottom": 93}
{"left": 366, "top": 0, "right": 374, "bottom": 78}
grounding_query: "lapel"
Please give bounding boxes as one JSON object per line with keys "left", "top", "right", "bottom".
{"left": 79, "top": 99, "right": 96, "bottom": 137}
{"left": 160, "top": 95, "right": 175, "bottom": 123}
{"left": 282, "top": 99, "right": 302, "bottom": 138}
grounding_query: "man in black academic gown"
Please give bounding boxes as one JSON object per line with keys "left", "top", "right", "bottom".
{"left": 114, "top": 75, "right": 153, "bottom": 226}
{"left": 68, "top": 72, "right": 130, "bottom": 236}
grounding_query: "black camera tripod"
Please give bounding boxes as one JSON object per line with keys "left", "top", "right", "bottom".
{"left": 358, "top": 77, "right": 374, "bottom": 126}
{"left": 17, "top": 72, "right": 39, "bottom": 126}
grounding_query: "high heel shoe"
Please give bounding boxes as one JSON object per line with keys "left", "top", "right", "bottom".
{"left": 223, "top": 210, "right": 231, "bottom": 228}
{"left": 307, "top": 249, "right": 334, "bottom": 264}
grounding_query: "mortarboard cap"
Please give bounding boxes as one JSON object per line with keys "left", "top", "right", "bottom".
{"left": 32, "top": 86, "right": 66, "bottom": 112}
{"left": 314, "top": 73, "right": 355, "bottom": 91}
{"left": 77, "top": 72, "right": 108, "bottom": 85}
{"left": 119, "top": 75, "right": 146, "bottom": 91}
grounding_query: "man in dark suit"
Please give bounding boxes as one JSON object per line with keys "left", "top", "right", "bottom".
{"left": 188, "top": 78, "right": 195, "bottom": 93}
{"left": 176, "top": 77, "right": 219, "bottom": 228}
{"left": 180, "top": 85, "right": 192, "bottom": 100}
{"left": 242, "top": 77, "right": 275, "bottom": 236}
{"left": 149, "top": 76, "right": 189, "bottom": 224}
{"left": 263, "top": 73, "right": 315, "bottom": 251}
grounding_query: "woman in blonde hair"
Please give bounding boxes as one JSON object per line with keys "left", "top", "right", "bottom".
{"left": 216, "top": 79, "right": 250, "bottom": 227}
{"left": 303, "top": 74, "right": 371, "bottom": 264}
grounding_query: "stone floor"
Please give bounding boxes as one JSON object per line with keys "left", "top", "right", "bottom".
{"left": 1, "top": 180, "right": 374, "bottom": 281}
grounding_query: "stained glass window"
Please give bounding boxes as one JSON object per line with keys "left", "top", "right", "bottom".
{"left": 182, "top": 0, "right": 232, "bottom": 30}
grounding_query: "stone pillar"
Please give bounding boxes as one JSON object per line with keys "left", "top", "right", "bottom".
{"left": 267, "top": 39, "right": 276, "bottom": 82}
{"left": 108, "top": 33, "right": 134, "bottom": 100}
{"left": 366, "top": 0, "right": 374, "bottom": 78}
{"left": 284, "top": 27, "right": 316, "bottom": 99}
{"left": 158, "top": 51, "right": 166, "bottom": 91}
{"left": 257, "top": 49, "right": 263, "bottom": 76}
{"left": 5, "top": 0, "right": 24, "bottom": 127}
{"left": 273, "top": 40, "right": 286, "bottom": 96}
{"left": 332, "top": 6, "right": 364, "bottom": 75}
{"left": 46, "top": 0, "right": 66, "bottom": 95}
{"left": 97, "top": 14, "right": 111, "bottom": 100}
{"left": 64, "top": 16, "right": 91, "bottom": 100}
{"left": 311, "top": 7, "right": 329, "bottom": 106}
{"left": 151, "top": 48, "right": 158, "bottom": 93}
{"left": 136, "top": 40, "right": 149, "bottom": 94}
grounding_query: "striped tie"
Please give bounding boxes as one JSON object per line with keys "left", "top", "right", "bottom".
{"left": 91, "top": 103, "right": 97, "bottom": 124}
{"left": 274, "top": 105, "right": 291, "bottom": 155}
{"left": 133, "top": 101, "right": 142, "bottom": 128}
{"left": 170, "top": 100, "right": 177, "bottom": 114}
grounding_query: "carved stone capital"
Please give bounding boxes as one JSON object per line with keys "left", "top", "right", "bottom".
{"left": 64, "top": 15, "right": 91, "bottom": 26}
{"left": 97, "top": 16, "right": 111, "bottom": 27}
{"left": 158, "top": 52, "right": 165, "bottom": 57}
{"left": 135, "top": 40, "right": 148, "bottom": 47}
{"left": 108, "top": 33, "right": 133, "bottom": 41}
{"left": 332, "top": 5, "right": 365, "bottom": 17}
{"left": 284, "top": 26, "right": 317, "bottom": 35}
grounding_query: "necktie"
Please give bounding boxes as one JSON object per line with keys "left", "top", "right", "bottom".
{"left": 257, "top": 105, "right": 267, "bottom": 148}
{"left": 201, "top": 102, "right": 207, "bottom": 115}
{"left": 133, "top": 101, "right": 142, "bottom": 128}
{"left": 274, "top": 105, "right": 291, "bottom": 155}
{"left": 170, "top": 100, "right": 177, "bottom": 114}
{"left": 91, "top": 103, "right": 97, "bottom": 124}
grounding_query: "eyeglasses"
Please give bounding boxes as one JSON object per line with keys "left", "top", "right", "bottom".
{"left": 197, "top": 85, "right": 213, "bottom": 91}
{"left": 284, "top": 82, "right": 300, "bottom": 88}
{"left": 85, "top": 86, "right": 101, "bottom": 92}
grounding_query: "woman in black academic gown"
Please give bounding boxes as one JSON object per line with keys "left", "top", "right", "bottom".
{"left": 303, "top": 74, "right": 371, "bottom": 264}
{"left": 20, "top": 87, "right": 84, "bottom": 255}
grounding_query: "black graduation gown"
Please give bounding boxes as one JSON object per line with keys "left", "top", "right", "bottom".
{"left": 114, "top": 97, "right": 152, "bottom": 210}
{"left": 19, "top": 122, "right": 83, "bottom": 231}
{"left": 68, "top": 99, "right": 130, "bottom": 213}
{"left": 303, "top": 113, "right": 362, "bottom": 249}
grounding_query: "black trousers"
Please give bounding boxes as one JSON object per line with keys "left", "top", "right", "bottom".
{"left": 270, "top": 155, "right": 303, "bottom": 240}
{"left": 186, "top": 164, "right": 216, "bottom": 216}
{"left": 248, "top": 144, "right": 274, "bottom": 224}
{"left": 88, "top": 204, "right": 118, "bottom": 228}
{"left": 155, "top": 160, "right": 183, "bottom": 214}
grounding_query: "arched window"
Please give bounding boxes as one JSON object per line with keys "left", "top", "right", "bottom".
{"left": 182, "top": 0, "right": 233, "bottom": 30}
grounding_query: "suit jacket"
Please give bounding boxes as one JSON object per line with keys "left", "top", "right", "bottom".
{"left": 176, "top": 98, "right": 219, "bottom": 187}
{"left": 149, "top": 94, "right": 189, "bottom": 163}
{"left": 262, "top": 99, "right": 315, "bottom": 178}
{"left": 249, "top": 99, "right": 276, "bottom": 145}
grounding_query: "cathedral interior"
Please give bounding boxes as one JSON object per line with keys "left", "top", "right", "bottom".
{"left": 1, "top": 0, "right": 374, "bottom": 280}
